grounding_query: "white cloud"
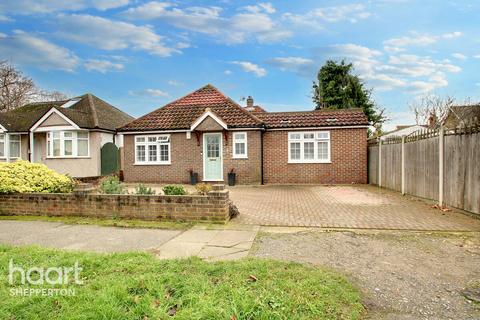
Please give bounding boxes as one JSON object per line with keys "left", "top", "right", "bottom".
{"left": 167, "top": 80, "right": 183, "bottom": 86}
{"left": 0, "top": 0, "right": 129, "bottom": 15}
{"left": 0, "top": 14, "right": 13, "bottom": 22}
{"left": 384, "top": 31, "right": 463, "bottom": 48}
{"left": 452, "top": 53, "right": 467, "bottom": 60}
{"left": 84, "top": 59, "right": 123, "bottom": 73}
{"left": 267, "top": 56, "right": 315, "bottom": 76}
{"left": 224, "top": 70, "right": 232, "bottom": 75}
{"left": 0, "top": 30, "right": 79, "bottom": 71}
{"left": 283, "top": 3, "right": 371, "bottom": 29}
{"left": 476, "top": 83, "right": 480, "bottom": 87}
{"left": 474, "top": 54, "right": 480, "bottom": 59}
{"left": 231, "top": 61, "right": 267, "bottom": 77}
{"left": 129, "top": 88, "right": 169, "bottom": 97}
{"left": 322, "top": 44, "right": 460, "bottom": 93}
{"left": 122, "top": 2, "right": 290, "bottom": 44}
{"left": 56, "top": 14, "right": 179, "bottom": 57}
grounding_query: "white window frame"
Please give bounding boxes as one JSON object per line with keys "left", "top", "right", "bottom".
{"left": 134, "top": 134, "right": 171, "bottom": 165}
{"left": 0, "top": 133, "right": 5, "bottom": 158}
{"left": 288, "top": 131, "right": 331, "bottom": 164}
{"left": 232, "top": 132, "right": 248, "bottom": 159}
{"left": 46, "top": 131, "right": 90, "bottom": 159}
{"left": 8, "top": 134, "right": 21, "bottom": 159}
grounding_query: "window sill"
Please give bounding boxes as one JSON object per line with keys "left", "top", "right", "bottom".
{"left": 46, "top": 156, "right": 91, "bottom": 159}
{"left": 134, "top": 162, "right": 171, "bottom": 166}
{"left": 232, "top": 156, "right": 248, "bottom": 159}
{"left": 288, "top": 160, "right": 331, "bottom": 164}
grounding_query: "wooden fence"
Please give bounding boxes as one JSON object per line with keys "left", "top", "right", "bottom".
{"left": 368, "top": 123, "right": 480, "bottom": 215}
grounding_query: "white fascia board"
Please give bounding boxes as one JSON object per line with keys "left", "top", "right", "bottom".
{"left": 30, "top": 107, "right": 80, "bottom": 132}
{"left": 190, "top": 110, "right": 228, "bottom": 131}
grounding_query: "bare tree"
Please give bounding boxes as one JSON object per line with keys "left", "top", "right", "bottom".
{"left": 0, "top": 61, "right": 68, "bottom": 112}
{"left": 408, "top": 94, "right": 459, "bottom": 127}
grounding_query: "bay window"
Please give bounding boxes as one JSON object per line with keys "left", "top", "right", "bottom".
{"left": 233, "top": 132, "right": 248, "bottom": 158}
{"left": 0, "top": 134, "right": 21, "bottom": 159}
{"left": 135, "top": 135, "right": 170, "bottom": 164}
{"left": 0, "top": 134, "right": 4, "bottom": 158}
{"left": 288, "top": 131, "right": 331, "bottom": 163}
{"left": 47, "top": 131, "right": 89, "bottom": 158}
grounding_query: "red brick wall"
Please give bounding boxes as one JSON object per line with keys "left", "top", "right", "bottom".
{"left": 263, "top": 128, "right": 367, "bottom": 184}
{"left": 123, "top": 131, "right": 262, "bottom": 184}
{"left": 0, "top": 187, "right": 231, "bottom": 223}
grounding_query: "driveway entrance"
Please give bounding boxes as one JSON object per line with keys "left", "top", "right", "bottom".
{"left": 229, "top": 185, "right": 480, "bottom": 231}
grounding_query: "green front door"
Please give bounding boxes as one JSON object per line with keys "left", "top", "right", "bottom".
{"left": 203, "top": 133, "right": 223, "bottom": 181}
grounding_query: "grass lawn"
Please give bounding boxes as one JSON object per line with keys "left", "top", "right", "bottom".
{"left": 0, "top": 245, "right": 364, "bottom": 319}
{"left": 0, "top": 215, "right": 193, "bottom": 230}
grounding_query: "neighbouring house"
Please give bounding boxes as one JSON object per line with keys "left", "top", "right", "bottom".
{"left": 380, "top": 125, "right": 427, "bottom": 140}
{"left": 118, "top": 84, "right": 369, "bottom": 185}
{"left": 442, "top": 104, "right": 480, "bottom": 129}
{"left": 0, "top": 94, "right": 134, "bottom": 178}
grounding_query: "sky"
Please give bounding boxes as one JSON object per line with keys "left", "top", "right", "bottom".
{"left": 0, "top": 0, "right": 479, "bottom": 130}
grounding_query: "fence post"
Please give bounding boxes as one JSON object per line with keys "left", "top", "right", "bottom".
{"left": 378, "top": 139, "right": 382, "bottom": 187}
{"left": 438, "top": 126, "right": 444, "bottom": 207}
{"left": 401, "top": 135, "right": 405, "bottom": 195}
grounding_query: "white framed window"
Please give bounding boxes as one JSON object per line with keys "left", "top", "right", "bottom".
{"left": 135, "top": 135, "right": 170, "bottom": 165}
{"left": 46, "top": 131, "right": 90, "bottom": 158}
{"left": 288, "top": 131, "right": 331, "bottom": 163}
{"left": 9, "top": 134, "right": 21, "bottom": 159}
{"left": 233, "top": 132, "right": 248, "bottom": 159}
{"left": 0, "top": 134, "right": 5, "bottom": 158}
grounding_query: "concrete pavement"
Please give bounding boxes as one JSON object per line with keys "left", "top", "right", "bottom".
{"left": 0, "top": 220, "right": 259, "bottom": 261}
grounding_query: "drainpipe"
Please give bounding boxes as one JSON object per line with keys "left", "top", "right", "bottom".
{"left": 5, "top": 133, "right": 10, "bottom": 163}
{"left": 29, "top": 131, "right": 34, "bottom": 163}
{"left": 260, "top": 126, "right": 265, "bottom": 185}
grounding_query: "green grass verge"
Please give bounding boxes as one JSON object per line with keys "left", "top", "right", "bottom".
{"left": 0, "top": 215, "right": 192, "bottom": 230}
{"left": 0, "top": 245, "right": 364, "bottom": 319}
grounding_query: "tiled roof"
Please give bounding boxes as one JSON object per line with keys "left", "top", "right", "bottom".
{"left": 119, "top": 84, "right": 263, "bottom": 131}
{"left": 252, "top": 108, "right": 369, "bottom": 128}
{"left": 0, "top": 94, "right": 134, "bottom": 132}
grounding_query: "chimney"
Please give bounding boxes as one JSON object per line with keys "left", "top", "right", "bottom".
{"left": 246, "top": 96, "right": 254, "bottom": 108}
{"left": 427, "top": 112, "right": 437, "bottom": 128}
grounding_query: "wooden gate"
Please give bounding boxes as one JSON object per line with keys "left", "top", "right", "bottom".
{"left": 101, "top": 142, "right": 120, "bottom": 176}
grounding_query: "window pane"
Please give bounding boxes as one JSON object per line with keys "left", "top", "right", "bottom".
{"left": 77, "top": 132, "right": 88, "bottom": 139}
{"left": 304, "top": 142, "right": 314, "bottom": 159}
{"left": 136, "top": 145, "right": 145, "bottom": 162}
{"left": 318, "top": 141, "right": 329, "bottom": 160}
{"left": 235, "top": 133, "right": 246, "bottom": 140}
{"left": 235, "top": 142, "right": 245, "bottom": 155}
{"left": 304, "top": 133, "right": 314, "bottom": 139}
{"left": 290, "top": 142, "right": 301, "bottom": 160}
{"left": 160, "top": 144, "right": 169, "bottom": 162}
{"left": 78, "top": 140, "right": 88, "bottom": 156}
{"left": 53, "top": 132, "right": 60, "bottom": 139}
{"left": 0, "top": 141, "right": 4, "bottom": 157}
{"left": 317, "top": 132, "right": 329, "bottom": 139}
{"left": 148, "top": 145, "right": 157, "bottom": 162}
{"left": 148, "top": 137, "right": 157, "bottom": 142}
{"left": 207, "top": 136, "right": 220, "bottom": 158}
{"left": 63, "top": 132, "right": 73, "bottom": 138}
{"left": 10, "top": 142, "right": 20, "bottom": 158}
{"left": 64, "top": 140, "right": 73, "bottom": 156}
{"left": 136, "top": 137, "right": 145, "bottom": 143}
{"left": 53, "top": 139, "right": 60, "bottom": 157}
{"left": 289, "top": 133, "right": 301, "bottom": 140}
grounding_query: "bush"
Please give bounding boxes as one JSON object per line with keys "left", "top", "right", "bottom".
{"left": 162, "top": 185, "right": 187, "bottom": 195}
{"left": 0, "top": 160, "right": 75, "bottom": 194}
{"left": 99, "top": 176, "right": 125, "bottom": 194}
{"left": 135, "top": 184, "right": 156, "bottom": 195}
{"left": 195, "top": 183, "right": 212, "bottom": 195}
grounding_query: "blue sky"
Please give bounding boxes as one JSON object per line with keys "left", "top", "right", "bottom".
{"left": 0, "top": 0, "right": 479, "bottom": 129}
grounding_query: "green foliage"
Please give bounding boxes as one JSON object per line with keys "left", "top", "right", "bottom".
{"left": 99, "top": 176, "right": 125, "bottom": 194}
{"left": 312, "top": 60, "right": 386, "bottom": 128}
{"left": 195, "top": 183, "right": 212, "bottom": 195}
{"left": 0, "top": 160, "right": 74, "bottom": 194}
{"left": 134, "top": 184, "right": 156, "bottom": 195}
{"left": 162, "top": 185, "right": 187, "bottom": 195}
{"left": 0, "top": 245, "right": 364, "bottom": 319}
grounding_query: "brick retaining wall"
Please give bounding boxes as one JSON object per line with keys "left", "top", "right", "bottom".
{"left": 0, "top": 185, "right": 231, "bottom": 223}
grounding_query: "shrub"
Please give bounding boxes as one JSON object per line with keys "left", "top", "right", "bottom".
{"left": 162, "top": 185, "right": 187, "bottom": 195}
{"left": 0, "top": 160, "right": 75, "bottom": 194}
{"left": 135, "top": 184, "right": 156, "bottom": 195}
{"left": 99, "top": 176, "right": 126, "bottom": 194}
{"left": 195, "top": 183, "right": 212, "bottom": 195}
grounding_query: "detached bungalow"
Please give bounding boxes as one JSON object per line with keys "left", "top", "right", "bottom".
{"left": 0, "top": 94, "right": 133, "bottom": 177}
{"left": 118, "top": 84, "right": 368, "bottom": 185}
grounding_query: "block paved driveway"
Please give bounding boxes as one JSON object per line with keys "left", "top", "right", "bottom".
{"left": 229, "top": 185, "right": 480, "bottom": 231}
